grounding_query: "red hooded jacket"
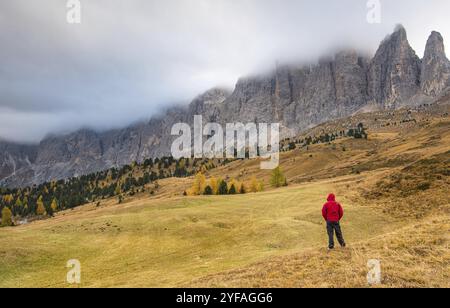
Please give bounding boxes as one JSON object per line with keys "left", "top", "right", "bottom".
{"left": 322, "top": 194, "right": 344, "bottom": 222}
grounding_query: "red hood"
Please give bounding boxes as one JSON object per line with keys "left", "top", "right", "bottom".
{"left": 327, "top": 194, "right": 336, "bottom": 202}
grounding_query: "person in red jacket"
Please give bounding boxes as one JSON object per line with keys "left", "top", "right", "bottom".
{"left": 322, "top": 193, "right": 346, "bottom": 250}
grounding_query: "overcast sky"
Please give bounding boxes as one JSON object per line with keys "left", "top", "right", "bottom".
{"left": 0, "top": 0, "right": 449, "bottom": 143}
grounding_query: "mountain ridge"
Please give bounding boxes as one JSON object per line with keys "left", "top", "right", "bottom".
{"left": 1, "top": 26, "right": 450, "bottom": 188}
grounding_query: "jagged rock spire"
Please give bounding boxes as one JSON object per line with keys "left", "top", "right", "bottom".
{"left": 421, "top": 31, "right": 450, "bottom": 96}
{"left": 368, "top": 25, "right": 422, "bottom": 108}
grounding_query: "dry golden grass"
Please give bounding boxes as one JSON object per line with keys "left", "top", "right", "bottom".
{"left": 188, "top": 215, "right": 450, "bottom": 288}
{"left": 360, "top": 151, "right": 450, "bottom": 218}
{"left": 0, "top": 181, "right": 402, "bottom": 288}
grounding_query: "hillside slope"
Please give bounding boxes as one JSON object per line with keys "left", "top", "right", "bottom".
{"left": 189, "top": 215, "right": 450, "bottom": 288}
{"left": 0, "top": 102, "right": 448, "bottom": 288}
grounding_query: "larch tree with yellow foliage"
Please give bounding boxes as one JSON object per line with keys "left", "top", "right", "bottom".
{"left": 209, "top": 177, "right": 219, "bottom": 195}
{"left": 3, "top": 194, "right": 13, "bottom": 205}
{"left": 1, "top": 207, "right": 13, "bottom": 227}
{"left": 228, "top": 179, "right": 241, "bottom": 192}
{"left": 36, "top": 196, "right": 46, "bottom": 216}
{"left": 115, "top": 183, "right": 122, "bottom": 196}
{"left": 248, "top": 176, "right": 264, "bottom": 193}
{"left": 190, "top": 172, "right": 206, "bottom": 195}
{"left": 270, "top": 166, "right": 287, "bottom": 188}
{"left": 51, "top": 198, "right": 58, "bottom": 212}
{"left": 249, "top": 176, "right": 259, "bottom": 193}
{"left": 259, "top": 181, "right": 265, "bottom": 192}
{"left": 15, "top": 197, "right": 23, "bottom": 208}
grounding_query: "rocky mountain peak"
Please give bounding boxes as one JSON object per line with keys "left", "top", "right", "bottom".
{"left": 188, "top": 88, "right": 231, "bottom": 122}
{"left": 194, "top": 87, "right": 231, "bottom": 103}
{"left": 421, "top": 31, "right": 450, "bottom": 96}
{"left": 391, "top": 24, "right": 408, "bottom": 43}
{"left": 1, "top": 26, "right": 450, "bottom": 188}
{"left": 368, "top": 25, "right": 421, "bottom": 108}
{"left": 425, "top": 31, "right": 446, "bottom": 56}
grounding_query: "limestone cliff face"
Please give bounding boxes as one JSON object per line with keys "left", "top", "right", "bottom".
{"left": 218, "top": 52, "right": 369, "bottom": 136}
{"left": 421, "top": 31, "right": 450, "bottom": 96}
{"left": 368, "top": 25, "right": 422, "bottom": 109}
{"left": 1, "top": 26, "right": 449, "bottom": 188}
{"left": 0, "top": 141, "right": 37, "bottom": 186}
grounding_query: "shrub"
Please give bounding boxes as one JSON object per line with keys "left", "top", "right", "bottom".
{"left": 417, "top": 182, "right": 431, "bottom": 191}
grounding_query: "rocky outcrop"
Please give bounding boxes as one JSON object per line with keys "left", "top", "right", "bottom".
{"left": 368, "top": 25, "right": 422, "bottom": 109}
{"left": 334, "top": 51, "right": 369, "bottom": 113}
{"left": 421, "top": 31, "right": 450, "bottom": 96}
{"left": 218, "top": 52, "right": 369, "bottom": 136}
{"left": 1, "top": 26, "right": 450, "bottom": 188}
{"left": 0, "top": 141, "right": 37, "bottom": 185}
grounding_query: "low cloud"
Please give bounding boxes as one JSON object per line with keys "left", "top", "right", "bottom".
{"left": 1, "top": 0, "right": 449, "bottom": 143}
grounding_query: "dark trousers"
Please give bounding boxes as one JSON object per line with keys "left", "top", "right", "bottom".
{"left": 326, "top": 221, "right": 346, "bottom": 249}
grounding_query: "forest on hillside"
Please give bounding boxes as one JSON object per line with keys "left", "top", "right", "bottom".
{"left": 0, "top": 125, "right": 367, "bottom": 226}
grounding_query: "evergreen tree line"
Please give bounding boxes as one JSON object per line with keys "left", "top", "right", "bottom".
{"left": 280, "top": 123, "right": 368, "bottom": 152}
{"left": 185, "top": 166, "right": 287, "bottom": 197}
{"left": 0, "top": 157, "right": 228, "bottom": 226}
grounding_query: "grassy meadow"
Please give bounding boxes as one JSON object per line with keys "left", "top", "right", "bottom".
{"left": 0, "top": 178, "right": 402, "bottom": 288}
{"left": 0, "top": 106, "right": 449, "bottom": 288}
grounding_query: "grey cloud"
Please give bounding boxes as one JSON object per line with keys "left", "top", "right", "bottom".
{"left": 0, "top": 0, "right": 449, "bottom": 143}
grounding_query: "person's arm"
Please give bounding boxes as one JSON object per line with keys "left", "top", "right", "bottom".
{"left": 322, "top": 204, "right": 328, "bottom": 221}
{"left": 338, "top": 203, "right": 344, "bottom": 220}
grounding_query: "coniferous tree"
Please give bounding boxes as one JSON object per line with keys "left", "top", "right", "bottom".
{"left": 114, "top": 184, "right": 121, "bottom": 196}
{"left": 14, "top": 198, "right": 23, "bottom": 216}
{"left": 1, "top": 207, "right": 13, "bottom": 227}
{"left": 270, "top": 167, "right": 286, "bottom": 188}
{"left": 250, "top": 176, "right": 259, "bottom": 193}
{"left": 239, "top": 184, "right": 246, "bottom": 194}
{"left": 204, "top": 186, "right": 213, "bottom": 195}
{"left": 0, "top": 155, "right": 241, "bottom": 221}
{"left": 259, "top": 181, "right": 265, "bottom": 192}
{"left": 209, "top": 177, "right": 219, "bottom": 195}
{"left": 218, "top": 180, "right": 228, "bottom": 195}
{"left": 15, "top": 197, "right": 23, "bottom": 208}
{"left": 51, "top": 198, "right": 58, "bottom": 212}
{"left": 191, "top": 173, "right": 206, "bottom": 195}
{"left": 228, "top": 184, "right": 237, "bottom": 195}
{"left": 36, "top": 196, "right": 46, "bottom": 216}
